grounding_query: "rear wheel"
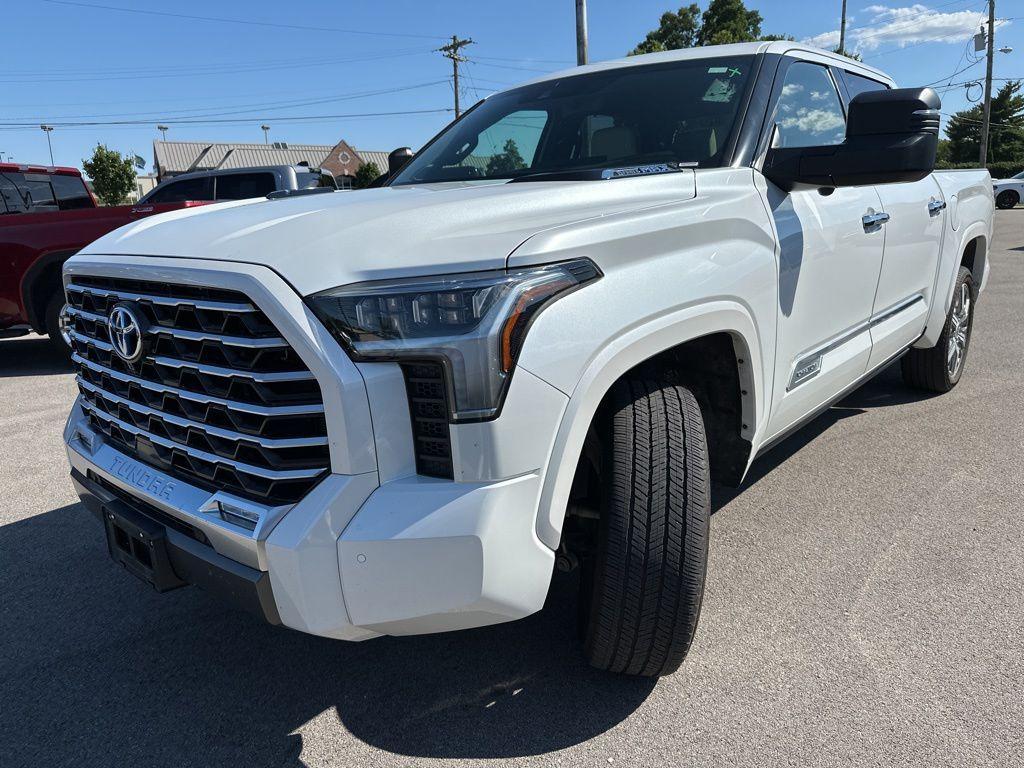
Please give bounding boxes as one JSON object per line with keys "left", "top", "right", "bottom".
{"left": 580, "top": 377, "right": 710, "bottom": 677}
{"left": 901, "top": 266, "right": 975, "bottom": 393}
{"left": 995, "top": 190, "right": 1019, "bottom": 209}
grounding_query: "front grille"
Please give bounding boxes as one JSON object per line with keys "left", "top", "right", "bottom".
{"left": 400, "top": 362, "right": 453, "bottom": 479}
{"left": 67, "top": 276, "right": 329, "bottom": 506}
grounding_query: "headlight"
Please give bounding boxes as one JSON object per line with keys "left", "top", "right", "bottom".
{"left": 307, "top": 259, "right": 601, "bottom": 421}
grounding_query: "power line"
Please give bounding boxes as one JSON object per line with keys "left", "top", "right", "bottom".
{"left": 0, "top": 108, "right": 452, "bottom": 130}
{"left": 4, "top": 80, "right": 449, "bottom": 121}
{"left": 0, "top": 49, "right": 433, "bottom": 84}
{"left": 40, "top": 0, "right": 448, "bottom": 40}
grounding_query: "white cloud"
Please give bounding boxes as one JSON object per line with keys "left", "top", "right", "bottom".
{"left": 801, "top": 3, "right": 1008, "bottom": 54}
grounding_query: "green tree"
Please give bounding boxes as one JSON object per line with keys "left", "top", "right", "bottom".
{"left": 82, "top": 144, "right": 136, "bottom": 206}
{"left": 630, "top": 4, "right": 700, "bottom": 54}
{"left": 630, "top": 0, "right": 785, "bottom": 54}
{"left": 945, "top": 81, "right": 1024, "bottom": 164}
{"left": 352, "top": 161, "right": 381, "bottom": 189}
{"left": 833, "top": 46, "right": 861, "bottom": 61}
{"left": 486, "top": 139, "right": 526, "bottom": 175}
{"left": 696, "top": 0, "right": 762, "bottom": 46}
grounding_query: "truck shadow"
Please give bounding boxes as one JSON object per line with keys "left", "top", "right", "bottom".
{"left": 1, "top": 501, "right": 654, "bottom": 767}
{"left": 3, "top": 364, "right": 938, "bottom": 766}
{"left": 0, "top": 336, "right": 73, "bottom": 378}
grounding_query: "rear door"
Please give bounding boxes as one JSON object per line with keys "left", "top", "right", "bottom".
{"left": 838, "top": 70, "right": 944, "bottom": 368}
{"left": 757, "top": 57, "right": 886, "bottom": 440}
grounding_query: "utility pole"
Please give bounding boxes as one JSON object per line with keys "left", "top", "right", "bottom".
{"left": 979, "top": 0, "right": 996, "bottom": 166}
{"left": 438, "top": 35, "right": 473, "bottom": 118}
{"left": 576, "top": 0, "right": 589, "bottom": 65}
{"left": 40, "top": 125, "right": 54, "bottom": 165}
{"left": 839, "top": 0, "right": 848, "bottom": 55}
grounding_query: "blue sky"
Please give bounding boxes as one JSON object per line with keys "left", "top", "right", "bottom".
{"left": 1, "top": 1, "right": 1020, "bottom": 171}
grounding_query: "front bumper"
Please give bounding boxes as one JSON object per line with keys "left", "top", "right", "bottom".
{"left": 62, "top": 253, "right": 564, "bottom": 640}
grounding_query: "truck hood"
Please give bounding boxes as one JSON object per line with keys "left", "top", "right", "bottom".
{"left": 80, "top": 173, "right": 696, "bottom": 295}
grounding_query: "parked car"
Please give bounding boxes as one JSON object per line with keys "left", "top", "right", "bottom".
{"left": 62, "top": 42, "right": 993, "bottom": 676}
{"left": 0, "top": 163, "right": 206, "bottom": 349}
{"left": 138, "top": 165, "right": 337, "bottom": 206}
{"left": 992, "top": 170, "right": 1024, "bottom": 208}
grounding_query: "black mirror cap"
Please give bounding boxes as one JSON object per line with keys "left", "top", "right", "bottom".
{"left": 388, "top": 147, "right": 414, "bottom": 177}
{"left": 847, "top": 87, "right": 941, "bottom": 138}
{"left": 764, "top": 86, "right": 941, "bottom": 191}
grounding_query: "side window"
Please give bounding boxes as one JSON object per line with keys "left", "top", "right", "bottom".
{"left": 843, "top": 71, "right": 889, "bottom": 101}
{"left": 214, "top": 172, "right": 276, "bottom": 200}
{"left": 0, "top": 175, "right": 27, "bottom": 213}
{"left": 772, "top": 62, "right": 846, "bottom": 149}
{"left": 146, "top": 176, "right": 213, "bottom": 204}
{"left": 51, "top": 174, "right": 94, "bottom": 210}
{"left": 19, "top": 173, "right": 58, "bottom": 211}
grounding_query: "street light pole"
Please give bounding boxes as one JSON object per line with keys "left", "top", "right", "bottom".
{"left": 576, "top": 0, "right": 589, "bottom": 66}
{"left": 157, "top": 125, "right": 168, "bottom": 141}
{"left": 261, "top": 124, "right": 271, "bottom": 144}
{"left": 40, "top": 125, "right": 54, "bottom": 165}
{"left": 979, "top": 0, "right": 995, "bottom": 166}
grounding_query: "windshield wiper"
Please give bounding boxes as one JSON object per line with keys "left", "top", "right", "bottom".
{"left": 509, "top": 162, "right": 696, "bottom": 183}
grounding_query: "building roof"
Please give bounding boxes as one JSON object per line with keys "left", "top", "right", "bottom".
{"left": 153, "top": 140, "right": 388, "bottom": 177}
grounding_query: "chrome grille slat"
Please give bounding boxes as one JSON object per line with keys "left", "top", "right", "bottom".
{"left": 72, "top": 352, "right": 324, "bottom": 416}
{"left": 67, "top": 275, "right": 329, "bottom": 506}
{"left": 66, "top": 306, "right": 287, "bottom": 349}
{"left": 77, "top": 378, "right": 328, "bottom": 449}
{"left": 81, "top": 403, "right": 324, "bottom": 481}
{"left": 66, "top": 282, "right": 256, "bottom": 312}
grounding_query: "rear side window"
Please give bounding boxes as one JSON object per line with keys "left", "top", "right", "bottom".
{"left": 214, "top": 172, "right": 276, "bottom": 200}
{"left": 0, "top": 174, "right": 27, "bottom": 213}
{"left": 146, "top": 176, "right": 214, "bottom": 203}
{"left": 19, "top": 173, "right": 58, "bottom": 211}
{"left": 843, "top": 71, "right": 889, "bottom": 101}
{"left": 771, "top": 62, "right": 846, "bottom": 148}
{"left": 51, "top": 174, "right": 93, "bottom": 210}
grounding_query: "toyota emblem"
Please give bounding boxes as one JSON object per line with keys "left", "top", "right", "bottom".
{"left": 107, "top": 303, "right": 146, "bottom": 364}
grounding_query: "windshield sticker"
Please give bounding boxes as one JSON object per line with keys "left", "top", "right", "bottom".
{"left": 707, "top": 66, "right": 728, "bottom": 73}
{"left": 702, "top": 77, "right": 738, "bottom": 103}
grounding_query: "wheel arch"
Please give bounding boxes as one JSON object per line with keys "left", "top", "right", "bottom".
{"left": 917, "top": 223, "right": 988, "bottom": 349}
{"left": 532, "top": 301, "right": 766, "bottom": 550}
{"left": 21, "top": 249, "right": 77, "bottom": 332}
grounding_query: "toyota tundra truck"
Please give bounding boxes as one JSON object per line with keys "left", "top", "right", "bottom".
{"left": 62, "top": 43, "right": 993, "bottom": 677}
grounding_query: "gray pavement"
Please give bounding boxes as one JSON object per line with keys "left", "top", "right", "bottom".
{"left": 2, "top": 211, "right": 1022, "bottom": 768}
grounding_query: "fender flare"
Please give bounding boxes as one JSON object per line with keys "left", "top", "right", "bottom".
{"left": 21, "top": 248, "right": 77, "bottom": 331}
{"left": 917, "top": 222, "right": 988, "bottom": 349}
{"left": 530, "top": 300, "right": 767, "bottom": 550}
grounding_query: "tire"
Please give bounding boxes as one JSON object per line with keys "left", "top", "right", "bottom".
{"left": 42, "top": 293, "right": 71, "bottom": 357}
{"left": 995, "top": 190, "right": 1019, "bottom": 210}
{"left": 581, "top": 377, "right": 710, "bottom": 677}
{"left": 901, "top": 266, "right": 975, "bottom": 393}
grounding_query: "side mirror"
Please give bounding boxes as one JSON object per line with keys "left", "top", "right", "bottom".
{"left": 763, "top": 87, "right": 941, "bottom": 191}
{"left": 388, "top": 147, "right": 414, "bottom": 177}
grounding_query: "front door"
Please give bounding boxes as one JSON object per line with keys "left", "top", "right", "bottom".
{"left": 758, "top": 59, "right": 886, "bottom": 440}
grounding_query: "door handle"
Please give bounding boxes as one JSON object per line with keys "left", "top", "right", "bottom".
{"left": 862, "top": 211, "right": 890, "bottom": 230}
{"left": 928, "top": 199, "right": 947, "bottom": 215}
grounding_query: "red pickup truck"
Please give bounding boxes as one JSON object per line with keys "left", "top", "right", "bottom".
{"left": 1, "top": 163, "right": 204, "bottom": 350}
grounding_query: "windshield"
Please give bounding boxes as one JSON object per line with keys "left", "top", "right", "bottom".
{"left": 1013, "top": 171, "right": 1024, "bottom": 179}
{"left": 392, "top": 56, "right": 754, "bottom": 185}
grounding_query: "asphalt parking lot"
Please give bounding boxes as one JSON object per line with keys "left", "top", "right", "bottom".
{"left": 2, "top": 210, "right": 1022, "bottom": 768}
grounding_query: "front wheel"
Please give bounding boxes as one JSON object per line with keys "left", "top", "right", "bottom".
{"left": 901, "top": 266, "right": 975, "bottom": 392}
{"left": 995, "top": 190, "right": 1019, "bottom": 209}
{"left": 580, "top": 378, "right": 710, "bottom": 677}
{"left": 43, "top": 293, "right": 72, "bottom": 357}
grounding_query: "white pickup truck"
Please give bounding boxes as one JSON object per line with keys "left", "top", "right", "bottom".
{"left": 63, "top": 42, "right": 993, "bottom": 677}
